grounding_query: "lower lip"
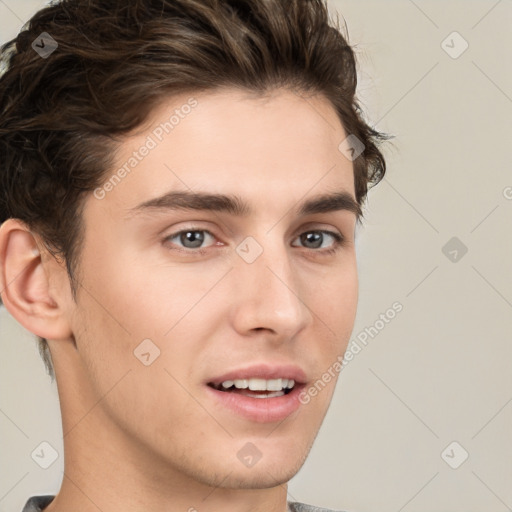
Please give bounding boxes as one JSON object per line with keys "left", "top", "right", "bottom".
{"left": 204, "top": 384, "right": 305, "bottom": 423}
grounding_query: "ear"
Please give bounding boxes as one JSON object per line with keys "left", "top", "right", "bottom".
{"left": 0, "top": 219, "right": 73, "bottom": 341}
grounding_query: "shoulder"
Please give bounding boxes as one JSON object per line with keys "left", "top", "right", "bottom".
{"left": 20, "top": 496, "right": 55, "bottom": 512}
{"left": 288, "top": 501, "right": 349, "bottom": 512}
{"left": 24, "top": 497, "right": 348, "bottom": 512}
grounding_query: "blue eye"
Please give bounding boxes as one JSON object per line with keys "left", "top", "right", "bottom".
{"left": 164, "top": 229, "right": 216, "bottom": 250}
{"left": 292, "top": 230, "right": 344, "bottom": 252}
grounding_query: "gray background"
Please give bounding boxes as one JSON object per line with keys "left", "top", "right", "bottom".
{"left": 1, "top": 0, "right": 511, "bottom": 511}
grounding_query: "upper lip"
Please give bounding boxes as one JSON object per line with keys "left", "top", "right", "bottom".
{"left": 206, "top": 363, "right": 308, "bottom": 386}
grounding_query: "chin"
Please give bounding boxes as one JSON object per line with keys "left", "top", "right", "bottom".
{"left": 222, "top": 462, "right": 303, "bottom": 490}
{"left": 224, "top": 440, "right": 312, "bottom": 490}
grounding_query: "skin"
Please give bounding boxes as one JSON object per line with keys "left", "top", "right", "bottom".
{"left": 0, "top": 87, "right": 359, "bottom": 512}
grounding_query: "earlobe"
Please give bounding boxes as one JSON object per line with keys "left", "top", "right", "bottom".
{"left": 0, "top": 219, "right": 73, "bottom": 341}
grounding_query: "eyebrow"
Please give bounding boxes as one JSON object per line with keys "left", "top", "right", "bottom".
{"left": 125, "top": 190, "right": 362, "bottom": 220}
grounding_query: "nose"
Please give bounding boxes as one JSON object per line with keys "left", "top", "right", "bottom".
{"left": 229, "top": 237, "right": 313, "bottom": 340}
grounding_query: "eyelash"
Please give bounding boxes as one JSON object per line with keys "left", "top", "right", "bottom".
{"left": 162, "top": 228, "right": 345, "bottom": 256}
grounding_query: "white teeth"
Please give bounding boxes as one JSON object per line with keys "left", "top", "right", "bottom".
{"left": 248, "top": 378, "right": 267, "bottom": 391}
{"left": 233, "top": 379, "right": 249, "bottom": 389}
{"left": 266, "top": 378, "right": 283, "bottom": 391}
{"left": 244, "top": 390, "right": 285, "bottom": 398}
{"left": 221, "top": 378, "right": 296, "bottom": 391}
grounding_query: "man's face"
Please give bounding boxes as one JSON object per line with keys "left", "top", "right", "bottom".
{"left": 60, "top": 87, "right": 359, "bottom": 489}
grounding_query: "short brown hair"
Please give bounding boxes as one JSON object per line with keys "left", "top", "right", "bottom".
{"left": 0, "top": 0, "right": 390, "bottom": 380}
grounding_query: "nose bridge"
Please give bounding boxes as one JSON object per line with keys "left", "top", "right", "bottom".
{"left": 230, "top": 234, "right": 311, "bottom": 335}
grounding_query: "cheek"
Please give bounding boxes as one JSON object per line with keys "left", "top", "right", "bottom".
{"left": 310, "top": 260, "right": 358, "bottom": 337}
{"left": 79, "top": 242, "right": 204, "bottom": 339}
{"left": 298, "top": 262, "right": 358, "bottom": 400}
{"left": 73, "top": 255, "right": 228, "bottom": 402}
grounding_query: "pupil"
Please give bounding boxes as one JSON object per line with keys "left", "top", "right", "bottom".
{"left": 302, "top": 232, "right": 322, "bottom": 248}
{"left": 181, "top": 231, "right": 204, "bottom": 248}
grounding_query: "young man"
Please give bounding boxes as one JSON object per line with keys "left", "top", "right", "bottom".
{"left": 0, "top": 1, "right": 388, "bottom": 511}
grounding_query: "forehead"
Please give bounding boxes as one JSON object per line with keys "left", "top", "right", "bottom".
{"left": 90, "top": 87, "right": 355, "bottom": 218}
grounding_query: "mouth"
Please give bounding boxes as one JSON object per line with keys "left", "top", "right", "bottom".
{"left": 204, "top": 365, "right": 307, "bottom": 423}
{"left": 207, "top": 377, "right": 296, "bottom": 398}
